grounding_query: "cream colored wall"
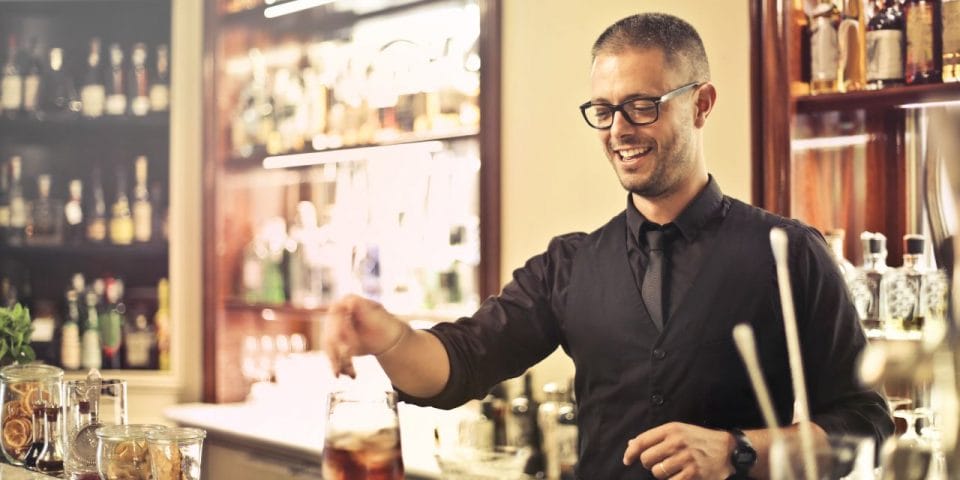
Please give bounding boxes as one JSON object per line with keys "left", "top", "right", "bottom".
{"left": 500, "top": 1, "right": 753, "bottom": 387}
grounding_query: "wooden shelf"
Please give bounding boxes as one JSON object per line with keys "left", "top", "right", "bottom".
{"left": 0, "top": 242, "right": 168, "bottom": 259}
{"left": 794, "top": 82, "right": 960, "bottom": 113}
{"left": 224, "top": 128, "right": 480, "bottom": 172}
{"left": 217, "top": 0, "right": 443, "bottom": 30}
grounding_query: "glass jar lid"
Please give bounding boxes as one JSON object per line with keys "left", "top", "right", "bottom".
{"left": 96, "top": 424, "right": 166, "bottom": 442}
{"left": 0, "top": 364, "right": 64, "bottom": 382}
{"left": 146, "top": 427, "right": 206, "bottom": 444}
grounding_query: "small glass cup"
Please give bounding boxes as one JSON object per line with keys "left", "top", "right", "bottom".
{"left": 770, "top": 434, "right": 876, "bottom": 480}
{"left": 322, "top": 389, "right": 404, "bottom": 480}
{"left": 0, "top": 364, "right": 63, "bottom": 465}
{"left": 63, "top": 379, "right": 128, "bottom": 480}
{"left": 95, "top": 424, "right": 165, "bottom": 480}
{"left": 146, "top": 427, "right": 206, "bottom": 480}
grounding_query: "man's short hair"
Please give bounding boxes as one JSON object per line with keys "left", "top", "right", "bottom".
{"left": 591, "top": 13, "right": 710, "bottom": 82}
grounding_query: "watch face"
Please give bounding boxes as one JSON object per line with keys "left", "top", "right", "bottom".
{"left": 734, "top": 449, "right": 757, "bottom": 466}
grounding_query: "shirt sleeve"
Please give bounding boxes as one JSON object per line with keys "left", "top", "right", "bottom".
{"left": 396, "top": 233, "right": 581, "bottom": 409}
{"left": 785, "top": 223, "right": 895, "bottom": 446}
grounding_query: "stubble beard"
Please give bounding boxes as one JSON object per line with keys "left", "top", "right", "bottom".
{"left": 615, "top": 131, "right": 694, "bottom": 200}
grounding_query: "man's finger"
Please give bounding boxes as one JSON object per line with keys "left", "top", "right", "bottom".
{"left": 624, "top": 423, "right": 671, "bottom": 465}
{"left": 638, "top": 436, "right": 679, "bottom": 470}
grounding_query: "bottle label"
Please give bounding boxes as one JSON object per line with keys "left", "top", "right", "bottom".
{"left": 1, "top": 76, "right": 22, "bottom": 110}
{"left": 9, "top": 197, "right": 25, "bottom": 227}
{"left": 110, "top": 217, "right": 134, "bottom": 245}
{"left": 80, "top": 85, "right": 106, "bottom": 117}
{"left": 149, "top": 85, "right": 169, "bottom": 112}
{"left": 60, "top": 323, "right": 81, "bottom": 370}
{"left": 125, "top": 331, "right": 152, "bottom": 368}
{"left": 22, "top": 74, "right": 39, "bottom": 112}
{"left": 131, "top": 96, "right": 150, "bottom": 116}
{"left": 905, "top": 4, "right": 935, "bottom": 78}
{"left": 87, "top": 218, "right": 106, "bottom": 241}
{"left": 65, "top": 201, "right": 83, "bottom": 226}
{"left": 944, "top": 1, "right": 960, "bottom": 82}
{"left": 31, "top": 316, "right": 55, "bottom": 342}
{"left": 811, "top": 16, "right": 839, "bottom": 82}
{"left": 866, "top": 30, "right": 904, "bottom": 81}
{"left": 134, "top": 202, "right": 152, "bottom": 242}
{"left": 0, "top": 205, "right": 9, "bottom": 227}
{"left": 106, "top": 94, "right": 126, "bottom": 115}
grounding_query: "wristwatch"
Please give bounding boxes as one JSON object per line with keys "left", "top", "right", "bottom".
{"left": 728, "top": 428, "right": 757, "bottom": 479}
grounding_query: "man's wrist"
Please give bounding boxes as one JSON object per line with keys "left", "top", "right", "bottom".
{"left": 727, "top": 428, "right": 757, "bottom": 479}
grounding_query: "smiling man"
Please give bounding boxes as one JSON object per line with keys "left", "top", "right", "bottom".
{"left": 323, "top": 13, "right": 893, "bottom": 480}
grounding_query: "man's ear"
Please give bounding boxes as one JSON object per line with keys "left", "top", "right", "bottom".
{"left": 693, "top": 83, "right": 717, "bottom": 128}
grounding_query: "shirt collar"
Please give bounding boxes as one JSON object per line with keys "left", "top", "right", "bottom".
{"left": 625, "top": 175, "right": 726, "bottom": 244}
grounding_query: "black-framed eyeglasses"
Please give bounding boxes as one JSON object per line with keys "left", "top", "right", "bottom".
{"left": 578, "top": 82, "right": 701, "bottom": 129}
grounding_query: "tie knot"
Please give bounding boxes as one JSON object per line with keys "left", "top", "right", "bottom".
{"left": 644, "top": 227, "right": 675, "bottom": 251}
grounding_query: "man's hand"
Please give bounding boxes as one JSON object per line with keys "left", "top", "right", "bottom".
{"left": 321, "top": 294, "right": 409, "bottom": 378}
{"left": 622, "top": 422, "right": 735, "bottom": 480}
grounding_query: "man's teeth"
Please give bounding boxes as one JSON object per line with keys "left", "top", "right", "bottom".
{"left": 618, "top": 146, "right": 652, "bottom": 159}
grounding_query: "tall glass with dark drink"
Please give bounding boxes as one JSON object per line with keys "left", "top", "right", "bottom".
{"left": 322, "top": 389, "right": 404, "bottom": 480}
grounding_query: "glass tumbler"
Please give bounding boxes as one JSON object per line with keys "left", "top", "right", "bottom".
{"left": 0, "top": 363, "right": 63, "bottom": 465}
{"left": 96, "top": 424, "right": 165, "bottom": 480}
{"left": 322, "top": 389, "right": 404, "bottom": 480}
{"left": 770, "top": 434, "right": 876, "bottom": 480}
{"left": 146, "top": 427, "right": 206, "bottom": 480}
{"left": 63, "top": 379, "right": 128, "bottom": 480}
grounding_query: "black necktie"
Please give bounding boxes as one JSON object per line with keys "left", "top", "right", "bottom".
{"left": 642, "top": 229, "right": 668, "bottom": 330}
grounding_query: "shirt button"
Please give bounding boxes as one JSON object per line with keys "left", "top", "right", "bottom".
{"left": 653, "top": 349, "right": 666, "bottom": 360}
{"left": 651, "top": 394, "right": 664, "bottom": 406}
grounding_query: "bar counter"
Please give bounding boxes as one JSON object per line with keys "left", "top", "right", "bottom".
{"left": 0, "top": 464, "right": 59, "bottom": 479}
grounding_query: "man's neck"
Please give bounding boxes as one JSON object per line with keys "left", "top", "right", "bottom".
{"left": 631, "top": 172, "right": 709, "bottom": 225}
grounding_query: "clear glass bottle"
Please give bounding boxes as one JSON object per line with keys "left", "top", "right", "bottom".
{"left": 64, "top": 179, "right": 85, "bottom": 244}
{"left": 81, "top": 288, "right": 102, "bottom": 370}
{"left": 80, "top": 38, "right": 106, "bottom": 118}
{"left": 0, "top": 159, "right": 10, "bottom": 244}
{"left": 867, "top": 0, "right": 906, "bottom": 88}
{"left": 7, "top": 155, "right": 27, "bottom": 246}
{"left": 27, "top": 174, "right": 64, "bottom": 245}
{"left": 123, "top": 312, "right": 156, "bottom": 370}
{"left": 881, "top": 234, "right": 927, "bottom": 338}
{"left": 105, "top": 43, "right": 126, "bottom": 116}
{"left": 23, "top": 396, "right": 47, "bottom": 469}
{"left": 128, "top": 43, "right": 150, "bottom": 116}
{"left": 86, "top": 166, "right": 107, "bottom": 243}
{"left": 848, "top": 231, "right": 888, "bottom": 336}
{"left": 132, "top": 156, "right": 151, "bottom": 243}
{"left": 38, "top": 47, "right": 81, "bottom": 119}
{"left": 1, "top": 34, "right": 23, "bottom": 118}
{"left": 149, "top": 44, "right": 170, "bottom": 112}
{"left": 100, "top": 278, "right": 125, "bottom": 370}
{"left": 109, "top": 169, "right": 133, "bottom": 245}
{"left": 810, "top": 0, "right": 842, "bottom": 94}
{"left": 61, "top": 289, "right": 82, "bottom": 371}
{"left": 839, "top": 0, "right": 868, "bottom": 91}
{"left": 35, "top": 405, "right": 64, "bottom": 474}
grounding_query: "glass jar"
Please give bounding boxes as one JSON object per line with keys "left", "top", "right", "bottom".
{"left": 63, "top": 378, "right": 128, "bottom": 480}
{"left": 0, "top": 363, "right": 63, "bottom": 465}
{"left": 146, "top": 427, "right": 206, "bottom": 480}
{"left": 96, "top": 424, "right": 165, "bottom": 480}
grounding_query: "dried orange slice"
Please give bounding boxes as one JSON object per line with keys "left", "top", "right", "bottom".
{"left": 2, "top": 417, "right": 31, "bottom": 455}
{"left": 8, "top": 382, "right": 36, "bottom": 397}
{"left": 3, "top": 400, "right": 26, "bottom": 420}
{"left": 21, "top": 388, "right": 51, "bottom": 418}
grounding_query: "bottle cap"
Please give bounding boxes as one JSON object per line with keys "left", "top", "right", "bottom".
{"left": 904, "top": 234, "right": 925, "bottom": 255}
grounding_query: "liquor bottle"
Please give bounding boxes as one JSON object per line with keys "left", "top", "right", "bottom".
{"left": 63, "top": 179, "right": 84, "bottom": 244}
{"left": 38, "top": 47, "right": 81, "bottom": 119}
{"left": 132, "top": 156, "right": 151, "bottom": 242}
{"left": 81, "top": 288, "right": 102, "bottom": 370}
{"left": 538, "top": 382, "right": 565, "bottom": 480}
{"left": 155, "top": 278, "right": 170, "bottom": 370}
{"left": 104, "top": 43, "right": 126, "bottom": 116}
{"left": 521, "top": 374, "right": 546, "bottom": 478}
{"left": 867, "top": 0, "right": 906, "bottom": 88}
{"left": 123, "top": 311, "right": 156, "bottom": 369}
{"left": 1, "top": 34, "right": 23, "bottom": 118}
{"left": 287, "top": 201, "right": 325, "bottom": 307}
{"left": 904, "top": 0, "right": 943, "bottom": 84}
{"left": 848, "top": 232, "right": 889, "bottom": 336}
{"left": 100, "top": 278, "right": 124, "bottom": 369}
{"left": 824, "top": 229, "right": 856, "bottom": 279}
{"left": 7, "top": 155, "right": 26, "bottom": 246}
{"left": 881, "top": 234, "right": 927, "bottom": 337}
{"left": 149, "top": 44, "right": 170, "bottom": 112}
{"left": 109, "top": 169, "right": 133, "bottom": 245}
{"left": 943, "top": 0, "right": 960, "bottom": 81}
{"left": 21, "top": 39, "right": 42, "bottom": 117}
{"left": 150, "top": 181, "right": 166, "bottom": 241}
{"left": 839, "top": 0, "right": 868, "bottom": 91}
{"left": 35, "top": 406, "right": 64, "bottom": 474}
{"left": 0, "top": 160, "right": 9, "bottom": 244}
{"left": 27, "top": 174, "right": 64, "bottom": 245}
{"left": 810, "top": 0, "right": 842, "bottom": 94}
{"left": 128, "top": 43, "right": 150, "bottom": 116}
{"left": 80, "top": 38, "right": 106, "bottom": 118}
{"left": 555, "top": 382, "right": 578, "bottom": 480}
{"left": 86, "top": 167, "right": 107, "bottom": 243}
{"left": 61, "top": 289, "right": 82, "bottom": 371}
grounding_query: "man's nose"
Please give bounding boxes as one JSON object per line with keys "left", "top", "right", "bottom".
{"left": 609, "top": 109, "right": 635, "bottom": 136}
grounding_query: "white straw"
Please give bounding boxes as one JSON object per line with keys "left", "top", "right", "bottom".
{"left": 770, "top": 228, "right": 818, "bottom": 480}
{"left": 732, "top": 323, "right": 782, "bottom": 438}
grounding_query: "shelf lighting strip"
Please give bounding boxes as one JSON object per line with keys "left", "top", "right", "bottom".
{"left": 790, "top": 134, "right": 871, "bottom": 151}
{"left": 899, "top": 99, "right": 960, "bottom": 110}
{"left": 262, "top": 140, "right": 445, "bottom": 169}
{"left": 263, "top": 0, "right": 336, "bottom": 18}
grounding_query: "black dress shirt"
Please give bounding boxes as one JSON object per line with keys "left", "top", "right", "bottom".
{"left": 398, "top": 177, "right": 894, "bottom": 479}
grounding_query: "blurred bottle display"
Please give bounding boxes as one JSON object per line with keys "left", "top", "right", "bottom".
{"left": 904, "top": 0, "right": 943, "bottom": 85}
{"left": 132, "top": 155, "right": 152, "bottom": 243}
{"left": 7, "top": 155, "right": 26, "bottom": 246}
{"left": 128, "top": 43, "right": 150, "bottom": 116}
{"left": 880, "top": 235, "right": 949, "bottom": 338}
{"left": 838, "top": 0, "right": 868, "bottom": 91}
{"left": 848, "top": 231, "right": 889, "bottom": 336}
{"left": 809, "top": 0, "right": 842, "bottom": 94}
{"left": 1, "top": 34, "right": 23, "bottom": 117}
{"left": 105, "top": 43, "right": 126, "bottom": 116}
{"left": 867, "top": 0, "right": 906, "bottom": 88}
{"left": 150, "top": 44, "right": 170, "bottom": 112}
{"left": 63, "top": 179, "right": 84, "bottom": 244}
{"left": 27, "top": 174, "right": 63, "bottom": 245}
{"left": 80, "top": 38, "right": 106, "bottom": 118}
{"left": 944, "top": 0, "right": 960, "bottom": 81}
{"left": 38, "top": 47, "right": 81, "bottom": 119}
